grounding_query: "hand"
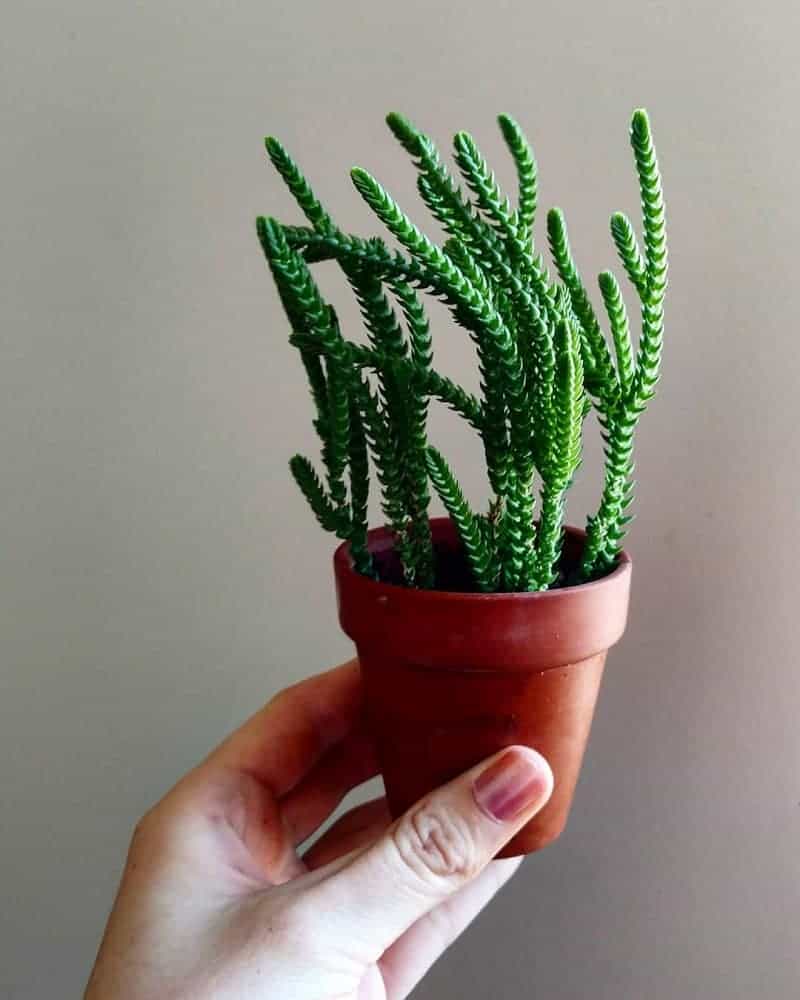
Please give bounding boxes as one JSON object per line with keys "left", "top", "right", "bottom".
{"left": 85, "top": 660, "right": 553, "bottom": 999}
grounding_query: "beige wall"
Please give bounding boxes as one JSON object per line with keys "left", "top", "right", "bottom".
{"left": 2, "top": 1, "right": 799, "bottom": 996}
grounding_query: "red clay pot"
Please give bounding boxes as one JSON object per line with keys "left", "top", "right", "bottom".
{"left": 334, "top": 517, "right": 632, "bottom": 857}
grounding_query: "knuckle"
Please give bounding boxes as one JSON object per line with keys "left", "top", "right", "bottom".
{"left": 392, "top": 803, "right": 481, "bottom": 884}
{"left": 127, "top": 806, "right": 167, "bottom": 868}
{"left": 129, "top": 797, "right": 181, "bottom": 856}
{"left": 266, "top": 685, "right": 295, "bottom": 714}
{"left": 131, "top": 805, "right": 159, "bottom": 845}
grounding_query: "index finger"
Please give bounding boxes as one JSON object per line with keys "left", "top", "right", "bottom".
{"left": 202, "top": 659, "right": 364, "bottom": 797}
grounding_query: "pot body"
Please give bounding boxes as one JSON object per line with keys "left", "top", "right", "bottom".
{"left": 334, "top": 518, "right": 632, "bottom": 856}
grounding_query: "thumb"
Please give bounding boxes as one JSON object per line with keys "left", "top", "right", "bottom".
{"left": 304, "top": 746, "right": 553, "bottom": 962}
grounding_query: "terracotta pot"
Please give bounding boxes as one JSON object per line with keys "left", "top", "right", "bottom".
{"left": 334, "top": 517, "right": 632, "bottom": 857}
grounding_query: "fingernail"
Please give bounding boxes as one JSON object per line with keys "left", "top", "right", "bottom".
{"left": 473, "top": 748, "right": 551, "bottom": 822}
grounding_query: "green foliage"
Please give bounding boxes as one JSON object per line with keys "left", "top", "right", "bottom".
{"left": 497, "top": 114, "right": 538, "bottom": 242}
{"left": 577, "top": 109, "right": 668, "bottom": 578}
{"left": 536, "top": 316, "right": 585, "bottom": 586}
{"left": 289, "top": 455, "right": 342, "bottom": 534}
{"left": 258, "top": 108, "right": 667, "bottom": 591}
{"left": 425, "top": 448, "right": 497, "bottom": 592}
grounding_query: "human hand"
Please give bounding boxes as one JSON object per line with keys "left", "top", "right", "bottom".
{"left": 85, "top": 660, "right": 553, "bottom": 999}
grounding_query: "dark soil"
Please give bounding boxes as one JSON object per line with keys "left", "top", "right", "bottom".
{"left": 371, "top": 533, "right": 614, "bottom": 593}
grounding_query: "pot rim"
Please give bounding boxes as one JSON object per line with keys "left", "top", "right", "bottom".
{"left": 333, "top": 516, "right": 631, "bottom": 603}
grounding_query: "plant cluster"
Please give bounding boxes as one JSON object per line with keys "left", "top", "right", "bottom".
{"left": 257, "top": 108, "right": 667, "bottom": 592}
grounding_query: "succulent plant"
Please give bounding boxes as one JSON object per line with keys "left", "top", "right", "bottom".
{"left": 257, "top": 108, "right": 667, "bottom": 592}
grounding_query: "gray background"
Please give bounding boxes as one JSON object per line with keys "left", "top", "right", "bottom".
{"left": 2, "top": 1, "right": 798, "bottom": 997}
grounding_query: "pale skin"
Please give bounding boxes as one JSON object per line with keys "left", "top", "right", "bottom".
{"left": 85, "top": 660, "right": 554, "bottom": 1000}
